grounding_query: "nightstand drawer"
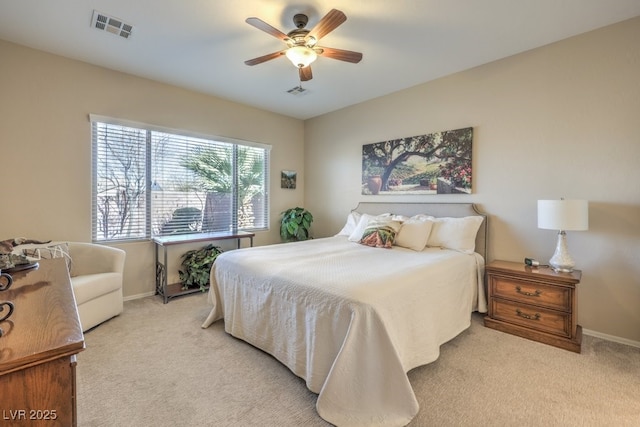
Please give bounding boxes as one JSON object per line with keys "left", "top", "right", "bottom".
{"left": 490, "top": 298, "right": 571, "bottom": 337}
{"left": 489, "top": 274, "right": 571, "bottom": 312}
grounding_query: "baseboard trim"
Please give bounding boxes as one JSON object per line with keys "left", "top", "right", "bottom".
{"left": 123, "top": 291, "right": 156, "bottom": 301}
{"left": 582, "top": 328, "right": 640, "bottom": 349}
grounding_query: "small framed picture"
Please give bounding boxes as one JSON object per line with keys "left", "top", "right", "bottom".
{"left": 281, "top": 170, "right": 297, "bottom": 189}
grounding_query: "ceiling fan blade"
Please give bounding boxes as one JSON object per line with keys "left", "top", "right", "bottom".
{"left": 244, "top": 50, "right": 285, "bottom": 66}
{"left": 316, "top": 47, "right": 363, "bottom": 63}
{"left": 245, "top": 17, "right": 289, "bottom": 41}
{"left": 307, "top": 9, "right": 347, "bottom": 41}
{"left": 299, "top": 66, "right": 313, "bottom": 81}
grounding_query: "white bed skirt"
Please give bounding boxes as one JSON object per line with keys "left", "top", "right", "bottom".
{"left": 203, "top": 236, "right": 486, "bottom": 426}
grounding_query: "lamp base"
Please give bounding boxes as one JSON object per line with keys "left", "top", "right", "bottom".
{"left": 549, "top": 230, "right": 576, "bottom": 273}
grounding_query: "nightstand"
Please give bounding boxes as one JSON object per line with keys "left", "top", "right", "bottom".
{"left": 484, "top": 260, "right": 582, "bottom": 353}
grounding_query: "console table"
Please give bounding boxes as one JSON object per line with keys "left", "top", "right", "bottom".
{"left": 0, "top": 258, "right": 85, "bottom": 426}
{"left": 153, "top": 231, "right": 255, "bottom": 303}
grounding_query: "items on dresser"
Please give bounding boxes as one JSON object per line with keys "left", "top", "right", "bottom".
{"left": 484, "top": 260, "right": 582, "bottom": 353}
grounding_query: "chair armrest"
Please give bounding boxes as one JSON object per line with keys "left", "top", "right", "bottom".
{"left": 68, "top": 242, "right": 125, "bottom": 276}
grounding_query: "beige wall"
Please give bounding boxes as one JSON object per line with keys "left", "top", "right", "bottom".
{"left": 0, "top": 39, "right": 305, "bottom": 299}
{"left": 304, "top": 17, "right": 640, "bottom": 343}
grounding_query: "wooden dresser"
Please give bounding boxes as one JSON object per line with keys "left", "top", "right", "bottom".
{"left": 0, "top": 258, "right": 85, "bottom": 426}
{"left": 484, "top": 260, "right": 582, "bottom": 353}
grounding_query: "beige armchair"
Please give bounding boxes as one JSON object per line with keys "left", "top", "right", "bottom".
{"left": 67, "top": 242, "right": 126, "bottom": 331}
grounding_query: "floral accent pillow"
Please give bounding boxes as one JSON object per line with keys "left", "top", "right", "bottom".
{"left": 347, "top": 213, "right": 392, "bottom": 242}
{"left": 359, "top": 219, "right": 403, "bottom": 249}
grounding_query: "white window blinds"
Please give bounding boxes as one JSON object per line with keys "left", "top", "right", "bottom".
{"left": 91, "top": 116, "right": 270, "bottom": 242}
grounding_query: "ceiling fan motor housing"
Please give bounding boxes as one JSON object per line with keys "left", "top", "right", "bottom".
{"left": 293, "top": 13, "right": 308, "bottom": 29}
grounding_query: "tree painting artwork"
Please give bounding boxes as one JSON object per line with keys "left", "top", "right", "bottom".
{"left": 361, "top": 127, "right": 473, "bottom": 195}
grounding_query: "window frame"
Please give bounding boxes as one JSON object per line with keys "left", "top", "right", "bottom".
{"left": 90, "top": 114, "right": 271, "bottom": 243}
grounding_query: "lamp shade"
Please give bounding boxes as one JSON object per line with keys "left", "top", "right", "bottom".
{"left": 285, "top": 46, "right": 317, "bottom": 68}
{"left": 537, "top": 199, "right": 589, "bottom": 231}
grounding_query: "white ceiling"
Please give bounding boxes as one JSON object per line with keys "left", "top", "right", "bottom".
{"left": 1, "top": 1, "right": 639, "bottom": 120}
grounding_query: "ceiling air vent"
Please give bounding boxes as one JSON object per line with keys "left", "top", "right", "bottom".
{"left": 91, "top": 10, "right": 133, "bottom": 39}
{"left": 287, "top": 86, "right": 308, "bottom": 95}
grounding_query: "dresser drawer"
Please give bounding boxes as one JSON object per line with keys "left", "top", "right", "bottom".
{"left": 489, "top": 274, "right": 571, "bottom": 312}
{"left": 490, "top": 298, "right": 571, "bottom": 337}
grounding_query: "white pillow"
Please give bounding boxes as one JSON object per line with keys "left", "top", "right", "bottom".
{"left": 395, "top": 215, "right": 434, "bottom": 251}
{"left": 427, "top": 216, "right": 484, "bottom": 254}
{"left": 336, "top": 211, "right": 362, "bottom": 236}
{"left": 410, "top": 213, "right": 433, "bottom": 222}
{"left": 347, "top": 213, "right": 391, "bottom": 242}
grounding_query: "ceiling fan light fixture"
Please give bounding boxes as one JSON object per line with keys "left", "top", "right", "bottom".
{"left": 285, "top": 46, "right": 317, "bottom": 68}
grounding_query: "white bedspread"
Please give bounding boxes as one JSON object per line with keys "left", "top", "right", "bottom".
{"left": 202, "top": 236, "right": 486, "bottom": 427}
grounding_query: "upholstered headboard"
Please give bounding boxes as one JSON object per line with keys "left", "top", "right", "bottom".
{"left": 353, "top": 202, "right": 488, "bottom": 260}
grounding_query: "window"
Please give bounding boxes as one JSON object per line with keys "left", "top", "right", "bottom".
{"left": 91, "top": 116, "right": 270, "bottom": 242}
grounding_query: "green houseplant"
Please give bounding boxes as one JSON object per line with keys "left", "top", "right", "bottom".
{"left": 280, "top": 207, "right": 313, "bottom": 242}
{"left": 178, "top": 244, "right": 223, "bottom": 291}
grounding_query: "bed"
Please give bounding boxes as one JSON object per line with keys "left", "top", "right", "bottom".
{"left": 202, "top": 202, "right": 488, "bottom": 426}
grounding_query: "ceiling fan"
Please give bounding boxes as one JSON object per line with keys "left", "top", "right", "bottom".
{"left": 244, "top": 8, "right": 363, "bottom": 82}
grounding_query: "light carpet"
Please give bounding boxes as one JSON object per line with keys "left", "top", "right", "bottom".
{"left": 76, "top": 293, "right": 640, "bottom": 426}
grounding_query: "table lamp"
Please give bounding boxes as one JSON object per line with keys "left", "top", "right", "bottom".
{"left": 537, "top": 199, "right": 589, "bottom": 272}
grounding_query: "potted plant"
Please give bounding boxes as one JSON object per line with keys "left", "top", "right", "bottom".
{"left": 178, "top": 244, "right": 223, "bottom": 291}
{"left": 280, "top": 207, "right": 313, "bottom": 242}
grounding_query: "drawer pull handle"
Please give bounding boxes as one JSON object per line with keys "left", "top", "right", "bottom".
{"left": 516, "top": 309, "right": 540, "bottom": 321}
{"left": 515, "top": 286, "right": 541, "bottom": 297}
